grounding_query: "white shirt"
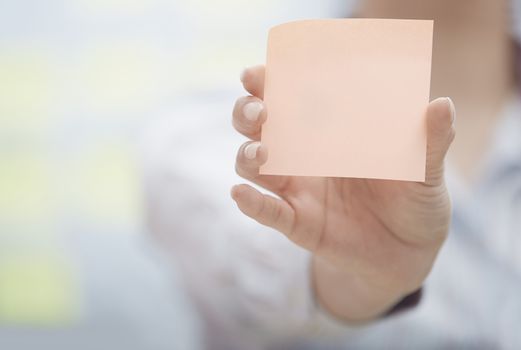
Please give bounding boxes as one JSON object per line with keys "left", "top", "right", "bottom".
{"left": 142, "top": 92, "right": 521, "bottom": 349}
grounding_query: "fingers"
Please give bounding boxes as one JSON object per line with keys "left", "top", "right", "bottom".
{"left": 235, "top": 140, "right": 289, "bottom": 193}
{"left": 240, "top": 65, "right": 265, "bottom": 99}
{"left": 232, "top": 96, "right": 266, "bottom": 140}
{"left": 425, "top": 97, "right": 456, "bottom": 186}
{"left": 235, "top": 141, "right": 268, "bottom": 178}
{"left": 232, "top": 65, "right": 267, "bottom": 140}
{"left": 234, "top": 65, "right": 290, "bottom": 194}
{"left": 231, "top": 184, "right": 295, "bottom": 235}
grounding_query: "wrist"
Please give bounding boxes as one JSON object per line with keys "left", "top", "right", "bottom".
{"left": 311, "top": 256, "right": 418, "bottom": 324}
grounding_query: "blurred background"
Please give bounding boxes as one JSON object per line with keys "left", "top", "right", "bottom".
{"left": 0, "top": 0, "right": 347, "bottom": 348}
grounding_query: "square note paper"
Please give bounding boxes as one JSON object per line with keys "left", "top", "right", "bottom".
{"left": 260, "top": 19, "right": 433, "bottom": 181}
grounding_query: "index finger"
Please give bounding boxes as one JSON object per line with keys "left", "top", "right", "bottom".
{"left": 240, "top": 65, "right": 265, "bottom": 99}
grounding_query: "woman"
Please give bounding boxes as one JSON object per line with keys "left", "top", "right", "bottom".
{"left": 145, "top": 0, "right": 521, "bottom": 348}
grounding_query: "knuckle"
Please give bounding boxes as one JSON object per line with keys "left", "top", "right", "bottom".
{"left": 235, "top": 159, "right": 250, "bottom": 178}
{"left": 235, "top": 162, "right": 257, "bottom": 181}
{"left": 254, "top": 196, "right": 266, "bottom": 218}
{"left": 271, "top": 201, "right": 283, "bottom": 224}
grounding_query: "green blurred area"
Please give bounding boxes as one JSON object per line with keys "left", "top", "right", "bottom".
{"left": 0, "top": 0, "right": 261, "bottom": 325}
{"left": 0, "top": 0, "right": 338, "bottom": 327}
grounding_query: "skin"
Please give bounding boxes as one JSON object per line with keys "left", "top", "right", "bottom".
{"left": 231, "top": 0, "right": 515, "bottom": 323}
{"left": 357, "top": 0, "right": 516, "bottom": 182}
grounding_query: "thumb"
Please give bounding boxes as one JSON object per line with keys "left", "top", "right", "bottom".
{"left": 425, "top": 97, "right": 456, "bottom": 186}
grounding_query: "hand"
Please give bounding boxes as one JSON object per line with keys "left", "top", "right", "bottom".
{"left": 231, "top": 65, "right": 455, "bottom": 323}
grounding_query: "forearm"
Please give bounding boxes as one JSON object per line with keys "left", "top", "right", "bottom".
{"left": 311, "top": 256, "right": 418, "bottom": 324}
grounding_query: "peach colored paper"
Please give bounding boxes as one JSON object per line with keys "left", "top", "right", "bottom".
{"left": 260, "top": 19, "right": 433, "bottom": 181}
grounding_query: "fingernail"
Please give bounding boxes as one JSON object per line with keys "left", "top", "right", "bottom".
{"left": 446, "top": 97, "right": 456, "bottom": 124}
{"left": 243, "top": 102, "right": 263, "bottom": 122}
{"left": 244, "top": 142, "right": 260, "bottom": 160}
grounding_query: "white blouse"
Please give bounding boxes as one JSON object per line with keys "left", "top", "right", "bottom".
{"left": 142, "top": 92, "right": 521, "bottom": 349}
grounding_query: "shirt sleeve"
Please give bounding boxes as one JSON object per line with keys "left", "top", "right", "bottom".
{"left": 138, "top": 111, "right": 358, "bottom": 345}
{"left": 139, "top": 109, "right": 418, "bottom": 347}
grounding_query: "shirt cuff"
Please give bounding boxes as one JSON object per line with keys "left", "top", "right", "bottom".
{"left": 384, "top": 288, "right": 423, "bottom": 317}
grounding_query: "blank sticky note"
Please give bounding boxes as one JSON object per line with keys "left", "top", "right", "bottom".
{"left": 260, "top": 19, "right": 433, "bottom": 181}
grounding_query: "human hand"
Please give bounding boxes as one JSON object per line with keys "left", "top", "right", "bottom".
{"left": 231, "top": 65, "right": 455, "bottom": 323}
